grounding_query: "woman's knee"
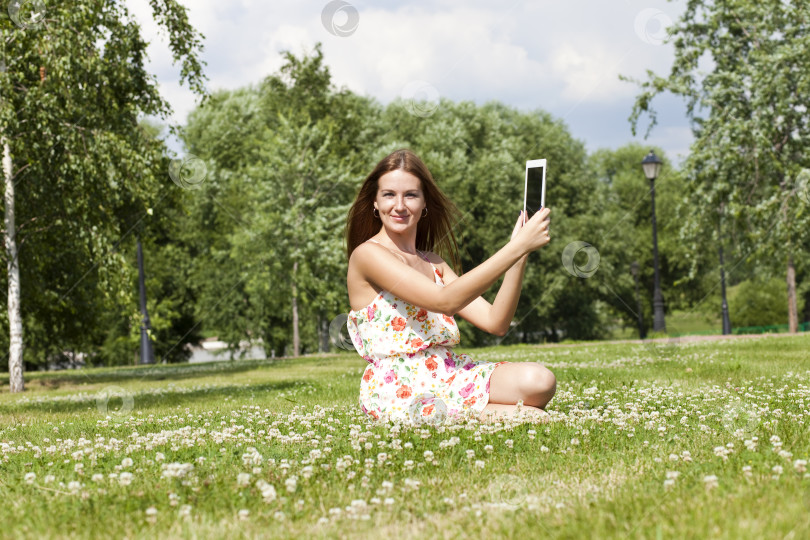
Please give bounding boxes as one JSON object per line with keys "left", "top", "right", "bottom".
{"left": 521, "top": 365, "right": 556, "bottom": 398}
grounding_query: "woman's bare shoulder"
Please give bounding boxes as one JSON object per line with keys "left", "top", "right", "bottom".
{"left": 350, "top": 241, "right": 406, "bottom": 271}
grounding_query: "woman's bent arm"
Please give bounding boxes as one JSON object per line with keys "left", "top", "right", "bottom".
{"left": 352, "top": 240, "right": 528, "bottom": 316}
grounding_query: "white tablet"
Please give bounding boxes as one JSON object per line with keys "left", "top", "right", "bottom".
{"left": 523, "top": 159, "right": 547, "bottom": 219}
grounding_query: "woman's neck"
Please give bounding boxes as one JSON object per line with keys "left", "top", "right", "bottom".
{"left": 375, "top": 228, "right": 418, "bottom": 255}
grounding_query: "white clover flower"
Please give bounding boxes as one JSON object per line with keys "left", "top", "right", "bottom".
{"left": 383, "top": 497, "right": 395, "bottom": 506}
{"left": 145, "top": 506, "right": 157, "bottom": 523}
{"left": 238, "top": 509, "right": 249, "bottom": 520}
{"left": 663, "top": 479, "right": 675, "bottom": 489}
{"left": 665, "top": 471, "right": 680, "bottom": 480}
{"left": 179, "top": 505, "right": 192, "bottom": 517}
{"left": 237, "top": 473, "right": 251, "bottom": 487}
{"left": 67, "top": 481, "right": 82, "bottom": 493}
{"left": 541, "top": 446, "right": 549, "bottom": 453}
{"left": 474, "top": 460, "right": 485, "bottom": 469}
{"left": 119, "top": 472, "right": 133, "bottom": 486}
{"left": 772, "top": 465, "right": 783, "bottom": 475}
{"left": 504, "top": 439, "right": 514, "bottom": 449}
{"left": 24, "top": 472, "right": 36, "bottom": 485}
{"left": 285, "top": 476, "right": 297, "bottom": 494}
{"left": 91, "top": 474, "right": 104, "bottom": 483}
{"left": 155, "top": 452, "right": 165, "bottom": 462}
{"left": 794, "top": 460, "right": 807, "bottom": 473}
{"left": 121, "top": 458, "right": 133, "bottom": 468}
{"left": 703, "top": 475, "right": 718, "bottom": 489}
{"left": 571, "top": 438, "right": 580, "bottom": 446}
{"left": 44, "top": 475, "right": 55, "bottom": 484}
{"left": 465, "top": 450, "right": 475, "bottom": 459}
{"left": 484, "top": 445, "right": 493, "bottom": 453}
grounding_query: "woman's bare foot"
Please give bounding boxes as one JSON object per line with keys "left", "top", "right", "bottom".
{"left": 479, "top": 402, "right": 550, "bottom": 424}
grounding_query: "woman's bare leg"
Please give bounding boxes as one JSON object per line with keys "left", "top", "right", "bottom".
{"left": 487, "top": 362, "right": 557, "bottom": 409}
{"left": 478, "top": 402, "right": 549, "bottom": 424}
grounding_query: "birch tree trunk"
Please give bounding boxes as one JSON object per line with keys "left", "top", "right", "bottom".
{"left": 3, "top": 138, "right": 24, "bottom": 392}
{"left": 787, "top": 254, "right": 798, "bottom": 334}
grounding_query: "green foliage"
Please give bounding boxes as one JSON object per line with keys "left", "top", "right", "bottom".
{"left": 729, "top": 278, "right": 805, "bottom": 328}
{"left": 0, "top": 0, "right": 206, "bottom": 367}
{"left": 623, "top": 0, "right": 810, "bottom": 326}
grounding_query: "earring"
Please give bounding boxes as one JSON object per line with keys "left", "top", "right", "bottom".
{"left": 422, "top": 207, "right": 428, "bottom": 217}
{"left": 373, "top": 208, "right": 379, "bottom": 218}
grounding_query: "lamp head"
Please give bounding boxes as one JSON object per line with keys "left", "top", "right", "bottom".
{"left": 641, "top": 150, "right": 663, "bottom": 181}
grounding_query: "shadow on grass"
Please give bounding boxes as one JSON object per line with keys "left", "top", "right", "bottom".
{"left": 2, "top": 355, "right": 357, "bottom": 391}
{"left": 1, "top": 379, "right": 308, "bottom": 417}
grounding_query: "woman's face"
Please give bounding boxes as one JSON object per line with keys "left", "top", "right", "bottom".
{"left": 374, "top": 169, "right": 426, "bottom": 232}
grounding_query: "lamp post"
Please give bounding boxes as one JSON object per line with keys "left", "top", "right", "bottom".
{"left": 717, "top": 204, "right": 732, "bottom": 335}
{"left": 630, "top": 261, "right": 646, "bottom": 339}
{"left": 137, "top": 239, "right": 155, "bottom": 364}
{"left": 641, "top": 150, "right": 666, "bottom": 333}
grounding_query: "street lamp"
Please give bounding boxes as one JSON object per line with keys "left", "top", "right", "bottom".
{"left": 137, "top": 239, "right": 155, "bottom": 364}
{"left": 630, "top": 261, "right": 646, "bottom": 339}
{"left": 641, "top": 150, "right": 666, "bottom": 333}
{"left": 717, "top": 204, "right": 732, "bottom": 335}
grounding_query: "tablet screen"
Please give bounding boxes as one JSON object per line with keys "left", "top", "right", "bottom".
{"left": 524, "top": 160, "right": 546, "bottom": 219}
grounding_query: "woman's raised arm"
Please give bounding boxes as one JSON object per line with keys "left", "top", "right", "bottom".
{"left": 353, "top": 207, "right": 551, "bottom": 315}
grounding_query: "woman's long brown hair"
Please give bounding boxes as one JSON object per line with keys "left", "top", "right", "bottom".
{"left": 344, "top": 149, "right": 463, "bottom": 274}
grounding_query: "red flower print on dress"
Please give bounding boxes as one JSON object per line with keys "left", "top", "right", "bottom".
{"left": 459, "top": 382, "right": 475, "bottom": 398}
{"left": 425, "top": 356, "right": 438, "bottom": 371}
{"left": 463, "top": 396, "right": 477, "bottom": 408}
{"left": 363, "top": 369, "right": 374, "bottom": 382}
{"left": 410, "top": 337, "right": 424, "bottom": 349}
{"left": 367, "top": 304, "right": 376, "bottom": 321}
{"left": 392, "top": 317, "right": 406, "bottom": 331}
{"left": 384, "top": 370, "right": 397, "bottom": 384}
{"left": 422, "top": 404, "right": 435, "bottom": 416}
{"left": 396, "top": 385, "right": 412, "bottom": 399}
{"left": 415, "top": 309, "right": 428, "bottom": 322}
{"left": 445, "top": 373, "right": 456, "bottom": 385}
{"left": 442, "top": 314, "right": 454, "bottom": 324}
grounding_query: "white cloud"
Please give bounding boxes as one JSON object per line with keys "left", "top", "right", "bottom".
{"left": 124, "top": 0, "right": 691, "bottom": 159}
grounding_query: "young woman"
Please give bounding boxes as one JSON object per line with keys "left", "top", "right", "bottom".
{"left": 344, "top": 149, "right": 555, "bottom": 424}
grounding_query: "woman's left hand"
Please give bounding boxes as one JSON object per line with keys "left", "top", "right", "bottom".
{"left": 511, "top": 211, "right": 529, "bottom": 265}
{"left": 511, "top": 210, "right": 526, "bottom": 241}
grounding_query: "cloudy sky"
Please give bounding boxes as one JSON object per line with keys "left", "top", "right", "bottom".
{"left": 127, "top": 0, "right": 691, "bottom": 165}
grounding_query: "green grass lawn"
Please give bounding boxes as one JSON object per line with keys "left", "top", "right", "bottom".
{"left": 1, "top": 334, "right": 809, "bottom": 539}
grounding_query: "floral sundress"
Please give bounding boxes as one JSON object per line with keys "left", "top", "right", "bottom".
{"left": 347, "top": 239, "right": 508, "bottom": 424}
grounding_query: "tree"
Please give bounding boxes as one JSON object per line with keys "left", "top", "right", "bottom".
{"left": 624, "top": 0, "right": 810, "bottom": 333}
{"left": 182, "top": 44, "right": 376, "bottom": 357}
{"left": 0, "top": 0, "right": 206, "bottom": 390}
